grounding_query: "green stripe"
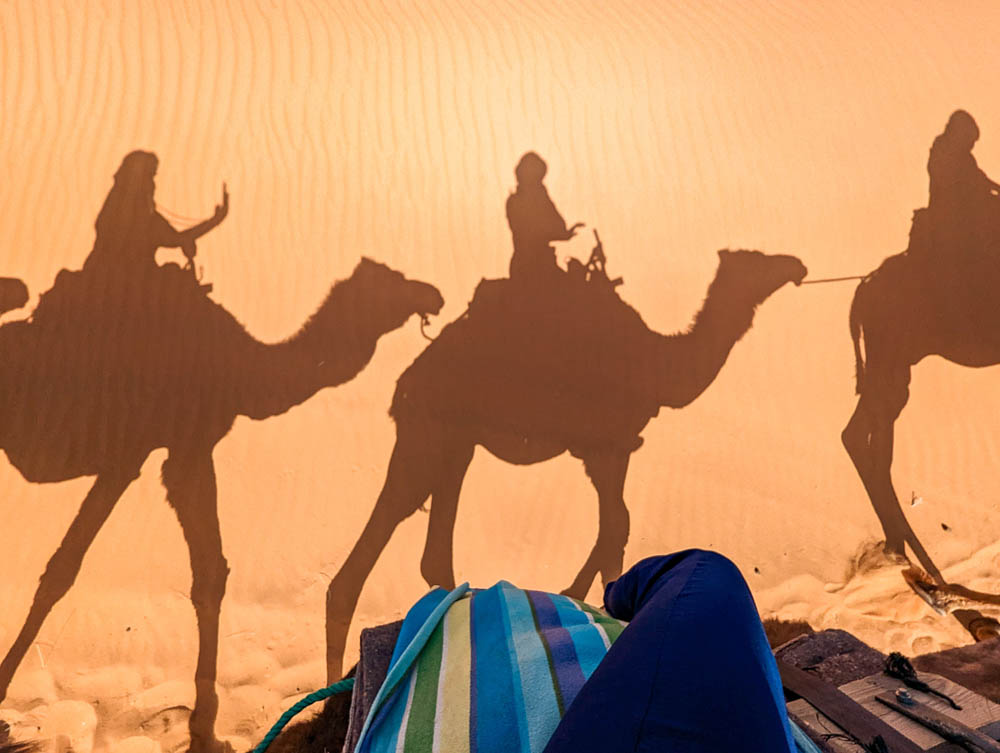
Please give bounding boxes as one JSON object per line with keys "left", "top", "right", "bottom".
{"left": 403, "top": 622, "right": 445, "bottom": 753}
{"left": 573, "top": 600, "right": 626, "bottom": 644}
{"left": 527, "top": 594, "right": 565, "bottom": 716}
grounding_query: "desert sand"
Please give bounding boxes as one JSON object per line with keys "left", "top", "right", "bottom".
{"left": 3, "top": 1, "right": 1000, "bottom": 750}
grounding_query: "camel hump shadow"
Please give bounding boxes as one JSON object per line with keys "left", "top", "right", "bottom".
{"left": 394, "top": 267, "right": 664, "bottom": 451}
{"left": 326, "top": 245, "right": 807, "bottom": 678}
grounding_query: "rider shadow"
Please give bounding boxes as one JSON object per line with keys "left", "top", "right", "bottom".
{"left": 0, "top": 151, "right": 443, "bottom": 753}
{"left": 324, "top": 152, "right": 808, "bottom": 678}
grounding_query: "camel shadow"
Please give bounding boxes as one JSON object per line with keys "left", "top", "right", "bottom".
{"left": 842, "top": 236, "right": 1000, "bottom": 637}
{"left": 0, "top": 153, "right": 443, "bottom": 753}
{"left": 841, "top": 111, "right": 1000, "bottom": 638}
{"left": 324, "top": 234, "right": 807, "bottom": 677}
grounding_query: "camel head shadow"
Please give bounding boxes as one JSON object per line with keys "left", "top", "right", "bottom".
{"left": 0, "top": 279, "right": 28, "bottom": 316}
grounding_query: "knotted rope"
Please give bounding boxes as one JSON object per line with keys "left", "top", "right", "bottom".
{"left": 884, "top": 652, "right": 961, "bottom": 710}
{"left": 420, "top": 314, "right": 435, "bottom": 341}
{"left": 251, "top": 676, "right": 356, "bottom": 753}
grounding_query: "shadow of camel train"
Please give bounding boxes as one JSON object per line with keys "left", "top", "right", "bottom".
{"left": 325, "top": 245, "right": 807, "bottom": 677}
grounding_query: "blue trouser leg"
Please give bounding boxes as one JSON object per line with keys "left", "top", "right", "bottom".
{"left": 542, "top": 549, "right": 796, "bottom": 753}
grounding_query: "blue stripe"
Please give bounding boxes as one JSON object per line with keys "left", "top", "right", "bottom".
{"left": 368, "top": 671, "right": 411, "bottom": 753}
{"left": 470, "top": 584, "right": 520, "bottom": 753}
{"left": 469, "top": 596, "right": 479, "bottom": 753}
{"left": 389, "top": 587, "right": 451, "bottom": 668}
{"left": 496, "top": 583, "right": 530, "bottom": 753}
{"left": 498, "top": 585, "right": 560, "bottom": 752}
{"left": 527, "top": 591, "right": 588, "bottom": 709}
{"left": 353, "top": 667, "right": 404, "bottom": 753}
{"left": 548, "top": 594, "right": 611, "bottom": 682}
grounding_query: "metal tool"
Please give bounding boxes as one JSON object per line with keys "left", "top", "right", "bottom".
{"left": 875, "top": 692, "right": 1000, "bottom": 753}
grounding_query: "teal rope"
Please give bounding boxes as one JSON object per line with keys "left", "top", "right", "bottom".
{"left": 252, "top": 677, "right": 356, "bottom": 753}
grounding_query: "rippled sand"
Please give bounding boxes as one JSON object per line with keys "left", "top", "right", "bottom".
{"left": 3, "top": 1, "right": 1000, "bottom": 749}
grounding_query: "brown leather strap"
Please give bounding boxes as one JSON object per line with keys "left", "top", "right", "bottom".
{"left": 778, "top": 659, "right": 924, "bottom": 752}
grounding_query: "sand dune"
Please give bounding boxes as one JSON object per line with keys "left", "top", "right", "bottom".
{"left": 3, "top": 1, "right": 1000, "bottom": 750}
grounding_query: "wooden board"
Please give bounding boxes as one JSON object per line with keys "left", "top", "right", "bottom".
{"left": 788, "top": 671, "right": 1000, "bottom": 752}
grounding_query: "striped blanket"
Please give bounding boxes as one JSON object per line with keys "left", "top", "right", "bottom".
{"left": 353, "top": 581, "right": 821, "bottom": 753}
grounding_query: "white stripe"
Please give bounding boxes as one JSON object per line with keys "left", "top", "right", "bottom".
{"left": 394, "top": 669, "right": 419, "bottom": 753}
{"left": 567, "top": 598, "right": 612, "bottom": 651}
{"left": 431, "top": 608, "right": 450, "bottom": 753}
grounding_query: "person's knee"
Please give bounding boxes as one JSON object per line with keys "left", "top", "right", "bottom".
{"left": 688, "top": 549, "right": 746, "bottom": 584}
{"left": 633, "top": 549, "right": 746, "bottom": 588}
{"left": 606, "top": 549, "right": 749, "bottom": 619}
{"left": 626, "top": 548, "right": 718, "bottom": 575}
{"left": 682, "top": 550, "right": 761, "bottom": 627}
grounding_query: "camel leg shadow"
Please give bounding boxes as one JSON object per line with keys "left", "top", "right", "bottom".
{"left": 326, "top": 424, "right": 454, "bottom": 680}
{"left": 0, "top": 464, "right": 140, "bottom": 701}
{"left": 562, "top": 450, "right": 631, "bottom": 599}
{"left": 326, "top": 436, "right": 633, "bottom": 675}
{"left": 163, "top": 449, "right": 231, "bottom": 753}
{"left": 419, "top": 438, "right": 475, "bottom": 591}
{"left": 842, "top": 363, "right": 944, "bottom": 582}
{"left": 843, "top": 364, "right": 999, "bottom": 638}
{"left": 841, "top": 361, "right": 997, "bottom": 640}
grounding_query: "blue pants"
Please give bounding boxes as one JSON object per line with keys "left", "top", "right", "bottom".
{"left": 543, "top": 550, "right": 796, "bottom": 753}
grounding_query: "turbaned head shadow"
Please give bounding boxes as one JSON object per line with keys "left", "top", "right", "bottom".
{"left": 842, "top": 110, "right": 1000, "bottom": 640}
{"left": 324, "top": 151, "right": 808, "bottom": 677}
{"left": 0, "top": 151, "right": 443, "bottom": 753}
